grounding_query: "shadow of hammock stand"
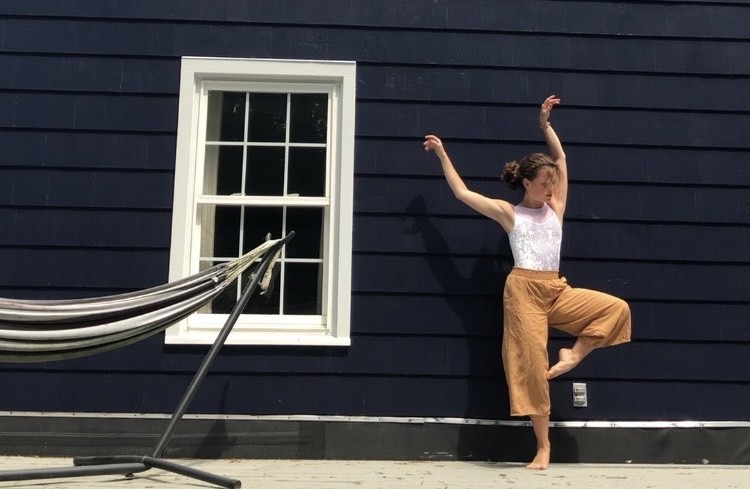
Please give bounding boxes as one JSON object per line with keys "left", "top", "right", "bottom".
{"left": 0, "top": 231, "right": 295, "bottom": 489}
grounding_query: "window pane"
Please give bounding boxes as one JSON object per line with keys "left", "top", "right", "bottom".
{"left": 204, "top": 146, "right": 243, "bottom": 196}
{"left": 284, "top": 263, "right": 322, "bottom": 315}
{"left": 290, "top": 94, "right": 328, "bottom": 143}
{"left": 288, "top": 147, "right": 326, "bottom": 197}
{"left": 247, "top": 93, "right": 287, "bottom": 142}
{"left": 210, "top": 206, "right": 241, "bottom": 258}
{"left": 206, "top": 91, "right": 245, "bottom": 142}
{"left": 245, "top": 146, "right": 284, "bottom": 196}
{"left": 242, "top": 206, "right": 283, "bottom": 253}
{"left": 285, "top": 207, "right": 323, "bottom": 259}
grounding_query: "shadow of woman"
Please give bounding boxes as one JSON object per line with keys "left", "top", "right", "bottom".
{"left": 403, "top": 195, "right": 530, "bottom": 461}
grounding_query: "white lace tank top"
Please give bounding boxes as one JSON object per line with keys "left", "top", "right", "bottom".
{"left": 508, "top": 203, "right": 562, "bottom": 271}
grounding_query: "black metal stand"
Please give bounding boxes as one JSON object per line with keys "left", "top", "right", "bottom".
{"left": 0, "top": 232, "right": 295, "bottom": 489}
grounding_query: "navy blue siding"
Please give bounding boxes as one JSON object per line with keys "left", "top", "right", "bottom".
{"left": 0, "top": 0, "right": 748, "bottom": 424}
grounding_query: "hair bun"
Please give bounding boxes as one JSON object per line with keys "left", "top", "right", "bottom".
{"left": 501, "top": 160, "right": 521, "bottom": 189}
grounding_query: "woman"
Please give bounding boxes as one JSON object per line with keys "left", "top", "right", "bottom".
{"left": 423, "top": 95, "right": 631, "bottom": 470}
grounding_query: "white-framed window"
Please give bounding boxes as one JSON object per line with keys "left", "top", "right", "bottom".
{"left": 166, "top": 57, "right": 355, "bottom": 346}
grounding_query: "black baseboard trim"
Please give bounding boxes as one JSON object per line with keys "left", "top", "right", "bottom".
{"left": 0, "top": 415, "right": 748, "bottom": 464}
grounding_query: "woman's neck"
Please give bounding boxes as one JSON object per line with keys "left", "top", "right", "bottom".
{"left": 519, "top": 196, "right": 545, "bottom": 209}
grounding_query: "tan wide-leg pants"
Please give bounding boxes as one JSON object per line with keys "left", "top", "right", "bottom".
{"left": 502, "top": 267, "right": 631, "bottom": 416}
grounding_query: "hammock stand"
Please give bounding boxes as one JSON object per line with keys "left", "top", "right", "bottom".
{"left": 0, "top": 231, "right": 295, "bottom": 489}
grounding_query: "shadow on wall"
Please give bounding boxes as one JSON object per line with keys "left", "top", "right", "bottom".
{"left": 404, "top": 195, "right": 531, "bottom": 461}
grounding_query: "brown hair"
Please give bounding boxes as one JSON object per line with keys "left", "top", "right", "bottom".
{"left": 501, "top": 153, "right": 559, "bottom": 191}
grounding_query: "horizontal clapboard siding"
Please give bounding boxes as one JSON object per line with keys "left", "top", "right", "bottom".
{"left": 0, "top": 18, "right": 748, "bottom": 75}
{"left": 352, "top": 257, "right": 750, "bottom": 302}
{"left": 0, "top": 0, "right": 747, "bottom": 426}
{"left": 350, "top": 295, "right": 750, "bottom": 342}
{"left": 0, "top": 337, "right": 745, "bottom": 384}
{"left": 357, "top": 103, "right": 749, "bottom": 147}
{"left": 1, "top": 0, "right": 748, "bottom": 40}
{"left": 2, "top": 54, "right": 749, "bottom": 113}
{"left": 357, "top": 140, "right": 750, "bottom": 185}
{"left": 355, "top": 177, "right": 750, "bottom": 225}
{"left": 0, "top": 372, "right": 747, "bottom": 421}
{"left": 355, "top": 216, "right": 750, "bottom": 263}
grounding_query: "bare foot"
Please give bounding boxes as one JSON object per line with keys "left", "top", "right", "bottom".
{"left": 526, "top": 446, "right": 550, "bottom": 470}
{"left": 547, "top": 348, "right": 579, "bottom": 379}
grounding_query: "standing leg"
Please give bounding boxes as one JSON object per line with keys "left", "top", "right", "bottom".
{"left": 546, "top": 285, "right": 631, "bottom": 379}
{"left": 502, "top": 272, "right": 557, "bottom": 469}
{"left": 502, "top": 275, "right": 552, "bottom": 417}
{"left": 528, "top": 415, "right": 551, "bottom": 470}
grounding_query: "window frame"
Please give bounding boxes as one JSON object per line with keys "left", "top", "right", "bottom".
{"left": 166, "top": 57, "right": 355, "bottom": 346}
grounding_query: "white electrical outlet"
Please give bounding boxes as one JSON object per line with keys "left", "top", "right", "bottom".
{"left": 572, "top": 383, "right": 588, "bottom": 407}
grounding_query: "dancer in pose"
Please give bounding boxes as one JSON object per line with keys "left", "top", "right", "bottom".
{"left": 423, "top": 95, "right": 631, "bottom": 469}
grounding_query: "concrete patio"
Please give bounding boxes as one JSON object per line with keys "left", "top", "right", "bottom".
{"left": 0, "top": 457, "right": 747, "bottom": 489}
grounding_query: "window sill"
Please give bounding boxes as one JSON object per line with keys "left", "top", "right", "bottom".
{"left": 164, "top": 329, "right": 351, "bottom": 347}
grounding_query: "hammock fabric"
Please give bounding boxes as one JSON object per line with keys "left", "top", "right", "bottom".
{"left": 0, "top": 238, "right": 283, "bottom": 363}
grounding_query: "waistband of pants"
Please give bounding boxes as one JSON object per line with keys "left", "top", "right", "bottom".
{"left": 509, "top": 267, "right": 560, "bottom": 280}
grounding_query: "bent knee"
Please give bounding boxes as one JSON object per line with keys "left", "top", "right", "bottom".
{"left": 610, "top": 297, "right": 630, "bottom": 318}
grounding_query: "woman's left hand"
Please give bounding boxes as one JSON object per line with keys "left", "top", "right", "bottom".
{"left": 423, "top": 134, "right": 445, "bottom": 154}
{"left": 540, "top": 95, "right": 561, "bottom": 127}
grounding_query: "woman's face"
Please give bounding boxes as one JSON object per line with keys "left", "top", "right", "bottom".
{"left": 523, "top": 167, "right": 556, "bottom": 204}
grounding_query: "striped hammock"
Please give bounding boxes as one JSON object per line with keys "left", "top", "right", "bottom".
{"left": 0, "top": 238, "right": 284, "bottom": 363}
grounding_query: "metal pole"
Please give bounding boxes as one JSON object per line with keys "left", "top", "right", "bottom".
{"left": 0, "top": 463, "right": 147, "bottom": 482}
{"left": 151, "top": 231, "right": 294, "bottom": 458}
{"left": 73, "top": 456, "right": 242, "bottom": 489}
{"left": 143, "top": 456, "right": 241, "bottom": 489}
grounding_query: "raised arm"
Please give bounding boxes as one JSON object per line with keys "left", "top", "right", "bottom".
{"left": 539, "top": 95, "right": 568, "bottom": 219}
{"left": 423, "top": 135, "right": 514, "bottom": 233}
